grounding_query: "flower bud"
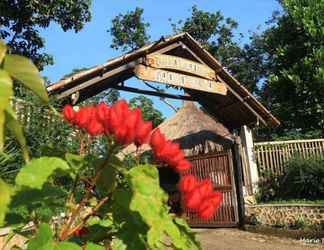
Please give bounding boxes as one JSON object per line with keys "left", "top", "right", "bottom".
{"left": 97, "top": 102, "right": 110, "bottom": 122}
{"left": 174, "top": 159, "right": 192, "bottom": 172}
{"left": 197, "top": 200, "right": 216, "bottom": 220}
{"left": 150, "top": 129, "right": 166, "bottom": 151}
{"left": 63, "top": 105, "right": 75, "bottom": 123}
{"left": 184, "top": 189, "right": 202, "bottom": 210}
{"left": 208, "top": 191, "right": 223, "bottom": 209}
{"left": 178, "top": 175, "right": 197, "bottom": 193}
{"left": 197, "top": 179, "right": 213, "bottom": 198}
{"left": 135, "top": 120, "right": 152, "bottom": 145}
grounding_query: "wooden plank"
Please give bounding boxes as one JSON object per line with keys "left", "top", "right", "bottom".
{"left": 145, "top": 54, "right": 216, "bottom": 79}
{"left": 134, "top": 64, "right": 227, "bottom": 95}
{"left": 56, "top": 60, "right": 141, "bottom": 99}
{"left": 112, "top": 85, "right": 196, "bottom": 101}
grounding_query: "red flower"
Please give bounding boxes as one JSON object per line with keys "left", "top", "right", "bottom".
{"left": 75, "top": 106, "right": 92, "bottom": 129}
{"left": 197, "top": 179, "right": 213, "bottom": 198}
{"left": 114, "top": 125, "right": 128, "bottom": 145}
{"left": 109, "top": 107, "right": 122, "bottom": 133}
{"left": 113, "top": 99, "right": 129, "bottom": 118}
{"left": 184, "top": 189, "right": 202, "bottom": 210}
{"left": 150, "top": 129, "right": 166, "bottom": 151}
{"left": 86, "top": 119, "right": 104, "bottom": 136}
{"left": 135, "top": 120, "right": 152, "bottom": 145}
{"left": 168, "top": 150, "right": 185, "bottom": 166}
{"left": 97, "top": 102, "right": 110, "bottom": 123}
{"left": 174, "top": 159, "right": 192, "bottom": 172}
{"left": 155, "top": 140, "right": 173, "bottom": 162}
{"left": 63, "top": 105, "right": 75, "bottom": 123}
{"left": 208, "top": 191, "right": 223, "bottom": 209}
{"left": 197, "top": 200, "right": 216, "bottom": 220}
{"left": 74, "top": 227, "right": 89, "bottom": 237}
{"left": 179, "top": 175, "right": 197, "bottom": 193}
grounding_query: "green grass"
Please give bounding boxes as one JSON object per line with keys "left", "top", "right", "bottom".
{"left": 259, "top": 199, "right": 324, "bottom": 205}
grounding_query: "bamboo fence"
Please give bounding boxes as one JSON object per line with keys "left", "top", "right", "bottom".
{"left": 254, "top": 138, "right": 324, "bottom": 176}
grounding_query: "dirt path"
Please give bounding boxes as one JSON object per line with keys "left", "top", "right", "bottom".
{"left": 196, "top": 229, "right": 324, "bottom": 250}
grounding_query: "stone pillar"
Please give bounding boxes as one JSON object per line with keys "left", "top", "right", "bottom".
{"left": 240, "top": 125, "right": 259, "bottom": 194}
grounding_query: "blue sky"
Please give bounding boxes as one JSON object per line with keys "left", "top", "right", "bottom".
{"left": 41, "top": 0, "right": 281, "bottom": 118}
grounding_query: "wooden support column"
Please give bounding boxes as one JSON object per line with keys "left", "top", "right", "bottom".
{"left": 232, "top": 138, "right": 245, "bottom": 228}
{"left": 240, "top": 125, "right": 259, "bottom": 195}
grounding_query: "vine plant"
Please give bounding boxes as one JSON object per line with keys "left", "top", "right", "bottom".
{"left": 0, "top": 40, "right": 222, "bottom": 250}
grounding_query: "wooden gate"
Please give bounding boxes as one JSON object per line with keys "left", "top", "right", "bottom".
{"left": 182, "top": 150, "right": 239, "bottom": 227}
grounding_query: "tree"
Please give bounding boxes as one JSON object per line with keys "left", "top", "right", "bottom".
{"left": 109, "top": 7, "right": 150, "bottom": 52}
{"left": 0, "top": 0, "right": 92, "bottom": 70}
{"left": 170, "top": 5, "right": 264, "bottom": 93}
{"left": 129, "top": 95, "right": 164, "bottom": 127}
{"left": 254, "top": 0, "right": 324, "bottom": 134}
{"left": 110, "top": 6, "right": 262, "bottom": 92}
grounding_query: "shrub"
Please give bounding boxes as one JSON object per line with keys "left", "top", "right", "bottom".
{"left": 255, "top": 169, "right": 281, "bottom": 203}
{"left": 256, "top": 156, "right": 324, "bottom": 203}
{"left": 279, "top": 156, "right": 324, "bottom": 200}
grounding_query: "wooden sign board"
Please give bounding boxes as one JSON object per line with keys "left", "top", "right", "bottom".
{"left": 145, "top": 54, "right": 216, "bottom": 80}
{"left": 134, "top": 65, "right": 227, "bottom": 95}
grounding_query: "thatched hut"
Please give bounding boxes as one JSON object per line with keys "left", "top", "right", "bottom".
{"left": 122, "top": 101, "right": 235, "bottom": 157}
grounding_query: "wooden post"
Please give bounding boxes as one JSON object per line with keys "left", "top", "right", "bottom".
{"left": 232, "top": 138, "right": 245, "bottom": 228}
{"left": 240, "top": 125, "right": 259, "bottom": 195}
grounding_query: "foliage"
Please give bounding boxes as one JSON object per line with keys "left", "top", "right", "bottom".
{"left": 0, "top": 0, "right": 92, "bottom": 70}
{"left": 255, "top": 169, "right": 281, "bottom": 203}
{"left": 0, "top": 40, "right": 214, "bottom": 249}
{"left": 109, "top": 7, "right": 150, "bottom": 52}
{"left": 254, "top": 0, "right": 324, "bottom": 134}
{"left": 279, "top": 156, "right": 324, "bottom": 199}
{"left": 171, "top": 5, "right": 263, "bottom": 93}
{"left": 256, "top": 156, "right": 324, "bottom": 203}
{"left": 110, "top": 5, "right": 265, "bottom": 93}
{"left": 129, "top": 95, "right": 164, "bottom": 128}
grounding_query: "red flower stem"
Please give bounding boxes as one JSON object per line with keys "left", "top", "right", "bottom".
{"left": 59, "top": 157, "right": 110, "bottom": 241}
{"left": 66, "top": 195, "right": 110, "bottom": 238}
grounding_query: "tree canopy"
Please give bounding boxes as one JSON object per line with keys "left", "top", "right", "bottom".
{"left": 110, "top": 7, "right": 150, "bottom": 52}
{"left": 109, "top": 3, "right": 324, "bottom": 136}
{"left": 0, "top": 0, "right": 92, "bottom": 70}
{"left": 129, "top": 95, "right": 164, "bottom": 128}
{"left": 255, "top": 0, "right": 324, "bottom": 134}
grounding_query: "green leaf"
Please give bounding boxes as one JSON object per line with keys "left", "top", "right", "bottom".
{"left": 127, "top": 165, "right": 201, "bottom": 250}
{"left": 96, "top": 165, "right": 117, "bottom": 194}
{"left": 65, "top": 153, "right": 85, "bottom": 171}
{"left": 0, "top": 109, "right": 4, "bottom": 152}
{"left": 27, "top": 224, "right": 81, "bottom": 250}
{"left": 4, "top": 105, "right": 29, "bottom": 161}
{"left": 0, "top": 70, "right": 12, "bottom": 111}
{"left": 85, "top": 242, "right": 105, "bottom": 250}
{"left": 53, "top": 242, "right": 81, "bottom": 250}
{"left": 27, "top": 223, "right": 53, "bottom": 250}
{"left": 0, "top": 40, "right": 7, "bottom": 63}
{"left": 3, "top": 54, "right": 48, "bottom": 103}
{"left": 0, "top": 178, "right": 13, "bottom": 226}
{"left": 6, "top": 184, "right": 67, "bottom": 225}
{"left": 0, "top": 69, "right": 13, "bottom": 150}
{"left": 15, "top": 157, "right": 70, "bottom": 189}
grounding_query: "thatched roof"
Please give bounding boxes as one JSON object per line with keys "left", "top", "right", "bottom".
{"left": 122, "top": 101, "right": 235, "bottom": 157}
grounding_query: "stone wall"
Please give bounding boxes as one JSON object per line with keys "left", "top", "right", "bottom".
{"left": 245, "top": 204, "right": 324, "bottom": 227}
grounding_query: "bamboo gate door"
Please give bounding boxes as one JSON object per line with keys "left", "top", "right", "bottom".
{"left": 182, "top": 150, "right": 239, "bottom": 227}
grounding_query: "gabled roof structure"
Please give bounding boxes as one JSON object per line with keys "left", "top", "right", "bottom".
{"left": 47, "top": 32, "right": 279, "bottom": 130}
